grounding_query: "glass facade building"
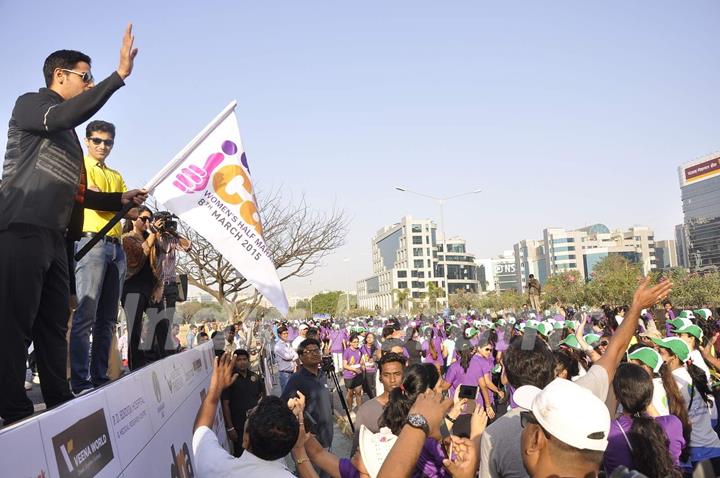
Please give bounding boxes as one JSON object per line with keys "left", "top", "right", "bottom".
{"left": 679, "top": 154, "right": 720, "bottom": 270}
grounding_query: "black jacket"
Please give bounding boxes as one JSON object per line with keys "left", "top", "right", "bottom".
{"left": 0, "top": 72, "right": 125, "bottom": 235}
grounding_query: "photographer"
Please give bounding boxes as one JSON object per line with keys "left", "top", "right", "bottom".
{"left": 280, "top": 339, "right": 334, "bottom": 462}
{"left": 146, "top": 211, "right": 191, "bottom": 361}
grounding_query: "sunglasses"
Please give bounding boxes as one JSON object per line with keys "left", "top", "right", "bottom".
{"left": 303, "top": 347, "right": 321, "bottom": 355}
{"left": 61, "top": 68, "right": 93, "bottom": 84}
{"left": 88, "top": 137, "right": 114, "bottom": 147}
{"left": 139, "top": 216, "right": 151, "bottom": 223}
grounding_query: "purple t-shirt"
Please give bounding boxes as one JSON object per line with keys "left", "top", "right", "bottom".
{"left": 604, "top": 414, "right": 685, "bottom": 475}
{"left": 495, "top": 329, "right": 508, "bottom": 352}
{"left": 422, "top": 337, "right": 444, "bottom": 366}
{"left": 361, "top": 344, "right": 377, "bottom": 373}
{"left": 343, "top": 347, "right": 362, "bottom": 379}
{"left": 339, "top": 458, "right": 360, "bottom": 478}
{"left": 445, "top": 356, "right": 487, "bottom": 405}
{"left": 477, "top": 355, "right": 495, "bottom": 403}
{"left": 287, "top": 325, "right": 298, "bottom": 341}
{"left": 413, "top": 438, "right": 449, "bottom": 478}
{"left": 329, "top": 329, "right": 348, "bottom": 353}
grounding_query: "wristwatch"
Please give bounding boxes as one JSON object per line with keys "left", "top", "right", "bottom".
{"left": 406, "top": 413, "right": 430, "bottom": 436}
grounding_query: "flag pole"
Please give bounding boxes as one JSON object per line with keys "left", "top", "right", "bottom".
{"left": 75, "top": 100, "right": 237, "bottom": 262}
{"left": 144, "top": 100, "right": 237, "bottom": 194}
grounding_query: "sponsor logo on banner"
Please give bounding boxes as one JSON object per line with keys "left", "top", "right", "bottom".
{"left": 149, "top": 104, "right": 289, "bottom": 314}
{"left": 165, "top": 361, "right": 185, "bottom": 394}
{"left": 51, "top": 409, "right": 114, "bottom": 478}
{"left": 170, "top": 442, "right": 195, "bottom": 478}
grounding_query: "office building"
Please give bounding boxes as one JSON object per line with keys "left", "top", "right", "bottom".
{"left": 356, "top": 216, "right": 479, "bottom": 312}
{"left": 679, "top": 153, "right": 720, "bottom": 271}
{"left": 476, "top": 251, "right": 520, "bottom": 292}
{"left": 513, "top": 224, "right": 657, "bottom": 290}
{"left": 675, "top": 224, "right": 690, "bottom": 269}
{"left": 655, "top": 240, "right": 678, "bottom": 270}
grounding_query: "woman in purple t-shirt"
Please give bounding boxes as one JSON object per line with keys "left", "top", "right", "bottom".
{"left": 343, "top": 333, "right": 364, "bottom": 411}
{"left": 604, "top": 363, "right": 685, "bottom": 477}
{"left": 422, "top": 328, "right": 445, "bottom": 372}
{"left": 476, "top": 338, "right": 505, "bottom": 419}
{"left": 444, "top": 346, "right": 486, "bottom": 409}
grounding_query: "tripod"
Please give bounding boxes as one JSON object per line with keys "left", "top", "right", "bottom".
{"left": 323, "top": 359, "right": 355, "bottom": 433}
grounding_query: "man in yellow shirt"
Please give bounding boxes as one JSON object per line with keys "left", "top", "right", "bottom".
{"left": 70, "top": 120, "right": 128, "bottom": 395}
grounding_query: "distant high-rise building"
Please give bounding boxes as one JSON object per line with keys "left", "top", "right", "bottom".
{"left": 679, "top": 153, "right": 720, "bottom": 271}
{"left": 674, "top": 224, "right": 690, "bottom": 269}
{"left": 475, "top": 251, "right": 519, "bottom": 292}
{"left": 513, "top": 224, "right": 656, "bottom": 289}
{"left": 356, "top": 216, "right": 479, "bottom": 312}
{"left": 655, "top": 240, "right": 678, "bottom": 270}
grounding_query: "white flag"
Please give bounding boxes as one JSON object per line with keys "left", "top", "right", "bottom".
{"left": 147, "top": 101, "right": 289, "bottom": 315}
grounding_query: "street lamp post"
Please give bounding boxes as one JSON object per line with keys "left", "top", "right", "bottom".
{"left": 394, "top": 186, "right": 482, "bottom": 308}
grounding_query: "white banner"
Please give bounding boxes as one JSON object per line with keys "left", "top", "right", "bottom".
{"left": 148, "top": 102, "right": 289, "bottom": 315}
{"left": 0, "top": 342, "right": 225, "bottom": 478}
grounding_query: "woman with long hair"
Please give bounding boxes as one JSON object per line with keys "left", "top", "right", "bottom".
{"left": 404, "top": 326, "right": 423, "bottom": 366}
{"left": 120, "top": 206, "right": 157, "bottom": 371}
{"left": 422, "top": 327, "right": 445, "bottom": 374}
{"left": 361, "top": 332, "right": 378, "bottom": 399}
{"left": 654, "top": 337, "right": 720, "bottom": 467}
{"left": 343, "top": 333, "right": 364, "bottom": 412}
{"left": 604, "top": 363, "right": 684, "bottom": 477}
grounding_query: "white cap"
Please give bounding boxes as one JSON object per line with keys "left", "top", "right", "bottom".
{"left": 513, "top": 378, "right": 610, "bottom": 451}
{"left": 359, "top": 426, "right": 397, "bottom": 478}
{"left": 299, "top": 324, "right": 309, "bottom": 331}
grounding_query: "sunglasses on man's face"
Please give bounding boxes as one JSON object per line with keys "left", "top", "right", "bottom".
{"left": 139, "top": 216, "right": 151, "bottom": 223}
{"left": 88, "top": 137, "right": 114, "bottom": 147}
{"left": 61, "top": 68, "right": 93, "bottom": 84}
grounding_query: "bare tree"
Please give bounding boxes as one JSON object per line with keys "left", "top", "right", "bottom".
{"left": 168, "top": 188, "right": 348, "bottom": 319}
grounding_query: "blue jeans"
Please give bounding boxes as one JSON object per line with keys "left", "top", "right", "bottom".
{"left": 279, "top": 370, "right": 293, "bottom": 392}
{"left": 70, "top": 236, "right": 126, "bottom": 392}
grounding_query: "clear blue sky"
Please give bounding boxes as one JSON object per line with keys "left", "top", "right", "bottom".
{"left": 2, "top": 1, "right": 718, "bottom": 298}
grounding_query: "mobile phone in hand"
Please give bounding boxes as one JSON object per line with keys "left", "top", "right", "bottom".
{"left": 458, "top": 385, "right": 478, "bottom": 400}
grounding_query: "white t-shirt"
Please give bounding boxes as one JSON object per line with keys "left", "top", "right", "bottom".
{"left": 671, "top": 367, "right": 720, "bottom": 453}
{"left": 192, "top": 426, "right": 295, "bottom": 478}
{"left": 291, "top": 335, "right": 306, "bottom": 351}
{"left": 689, "top": 349, "right": 711, "bottom": 383}
{"left": 651, "top": 376, "right": 670, "bottom": 416}
{"left": 443, "top": 338, "right": 456, "bottom": 367}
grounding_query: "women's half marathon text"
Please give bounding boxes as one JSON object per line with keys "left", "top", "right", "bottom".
{"left": 197, "top": 190, "right": 269, "bottom": 262}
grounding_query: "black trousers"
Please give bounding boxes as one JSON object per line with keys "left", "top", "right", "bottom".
{"left": 144, "top": 282, "right": 179, "bottom": 363}
{"left": 0, "top": 225, "right": 74, "bottom": 425}
{"left": 121, "top": 290, "right": 151, "bottom": 371}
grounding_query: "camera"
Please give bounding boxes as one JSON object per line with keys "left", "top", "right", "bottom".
{"left": 152, "top": 211, "right": 179, "bottom": 235}
{"left": 321, "top": 355, "right": 335, "bottom": 373}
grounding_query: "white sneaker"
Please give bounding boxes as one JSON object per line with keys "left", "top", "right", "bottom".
{"left": 24, "top": 381, "right": 32, "bottom": 391}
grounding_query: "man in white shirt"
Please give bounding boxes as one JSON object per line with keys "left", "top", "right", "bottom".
{"left": 192, "top": 353, "right": 312, "bottom": 478}
{"left": 292, "top": 324, "right": 308, "bottom": 350}
{"left": 274, "top": 326, "right": 299, "bottom": 392}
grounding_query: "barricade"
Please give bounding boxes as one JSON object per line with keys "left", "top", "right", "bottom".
{"left": 0, "top": 341, "right": 226, "bottom": 478}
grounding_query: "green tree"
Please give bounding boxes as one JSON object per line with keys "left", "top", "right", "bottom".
{"left": 177, "top": 301, "right": 204, "bottom": 324}
{"left": 449, "top": 289, "right": 481, "bottom": 312}
{"left": 311, "top": 291, "right": 343, "bottom": 315}
{"left": 666, "top": 268, "right": 720, "bottom": 308}
{"left": 427, "top": 282, "right": 445, "bottom": 311}
{"left": 543, "top": 270, "right": 586, "bottom": 306}
{"left": 585, "top": 255, "right": 642, "bottom": 306}
{"left": 393, "top": 288, "right": 410, "bottom": 311}
{"left": 295, "top": 299, "right": 311, "bottom": 310}
{"left": 335, "top": 293, "right": 357, "bottom": 315}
